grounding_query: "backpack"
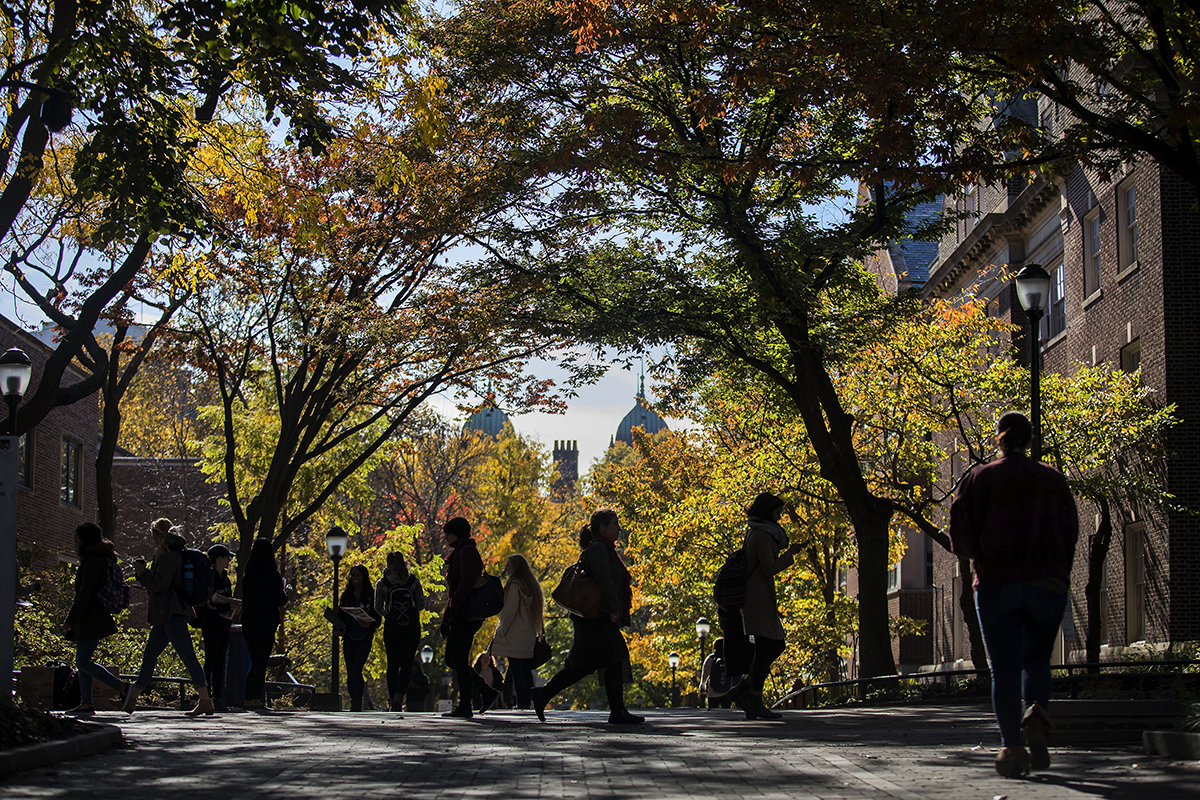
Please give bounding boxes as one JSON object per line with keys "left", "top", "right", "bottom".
{"left": 707, "top": 657, "right": 732, "bottom": 696}
{"left": 96, "top": 557, "right": 130, "bottom": 614}
{"left": 713, "top": 548, "right": 749, "bottom": 612}
{"left": 385, "top": 578, "right": 419, "bottom": 627}
{"left": 177, "top": 548, "right": 216, "bottom": 607}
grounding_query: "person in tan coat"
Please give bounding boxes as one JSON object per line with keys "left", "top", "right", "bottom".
{"left": 729, "top": 492, "right": 802, "bottom": 720}
{"left": 490, "top": 553, "right": 544, "bottom": 708}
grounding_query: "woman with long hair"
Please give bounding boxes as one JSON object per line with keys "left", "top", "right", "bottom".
{"left": 339, "top": 563, "right": 381, "bottom": 711}
{"left": 727, "top": 492, "right": 802, "bottom": 720}
{"left": 533, "top": 508, "right": 644, "bottom": 725}
{"left": 62, "top": 522, "right": 131, "bottom": 714}
{"left": 490, "top": 553, "right": 544, "bottom": 709}
{"left": 440, "top": 516, "right": 500, "bottom": 718}
{"left": 239, "top": 538, "right": 288, "bottom": 710}
{"left": 123, "top": 518, "right": 214, "bottom": 716}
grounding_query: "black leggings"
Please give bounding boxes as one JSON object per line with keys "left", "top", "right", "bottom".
{"left": 541, "top": 663, "right": 626, "bottom": 711}
{"left": 749, "top": 636, "right": 786, "bottom": 694}
{"left": 242, "top": 622, "right": 278, "bottom": 703}
{"left": 445, "top": 618, "right": 491, "bottom": 707}
{"left": 384, "top": 624, "right": 421, "bottom": 707}
{"left": 200, "top": 620, "right": 231, "bottom": 702}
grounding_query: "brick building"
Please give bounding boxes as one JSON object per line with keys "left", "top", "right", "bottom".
{"left": 1, "top": 316, "right": 99, "bottom": 574}
{"left": 866, "top": 131, "right": 1200, "bottom": 668}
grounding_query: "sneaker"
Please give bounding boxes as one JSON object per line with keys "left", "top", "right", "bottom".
{"left": 66, "top": 704, "right": 95, "bottom": 715}
{"left": 1022, "top": 703, "right": 1052, "bottom": 771}
{"left": 608, "top": 709, "right": 645, "bottom": 725}
{"left": 478, "top": 684, "right": 500, "bottom": 715}
{"left": 994, "top": 745, "right": 1030, "bottom": 778}
{"left": 531, "top": 687, "right": 549, "bottom": 722}
{"left": 442, "top": 705, "right": 473, "bottom": 719}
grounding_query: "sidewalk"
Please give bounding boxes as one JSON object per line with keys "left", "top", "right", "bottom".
{"left": 3, "top": 705, "right": 1197, "bottom": 798}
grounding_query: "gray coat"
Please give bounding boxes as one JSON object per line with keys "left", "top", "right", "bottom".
{"left": 740, "top": 521, "right": 793, "bottom": 640}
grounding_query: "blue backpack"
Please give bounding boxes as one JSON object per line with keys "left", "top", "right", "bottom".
{"left": 177, "top": 548, "right": 216, "bottom": 607}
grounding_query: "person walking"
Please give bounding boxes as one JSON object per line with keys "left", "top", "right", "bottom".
{"left": 532, "top": 508, "right": 644, "bottom": 725}
{"left": 122, "top": 518, "right": 214, "bottom": 716}
{"left": 440, "top": 516, "right": 501, "bottom": 718}
{"left": 471, "top": 652, "right": 506, "bottom": 710}
{"left": 239, "top": 538, "right": 288, "bottom": 710}
{"left": 950, "top": 411, "right": 1079, "bottom": 778}
{"left": 195, "top": 544, "right": 239, "bottom": 712}
{"left": 728, "top": 492, "right": 803, "bottom": 721}
{"left": 339, "top": 564, "right": 381, "bottom": 711}
{"left": 489, "top": 553, "right": 544, "bottom": 709}
{"left": 699, "top": 637, "right": 737, "bottom": 709}
{"left": 375, "top": 551, "right": 425, "bottom": 711}
{"left": 62, "top": 522, "right": 131, "bottom": 714}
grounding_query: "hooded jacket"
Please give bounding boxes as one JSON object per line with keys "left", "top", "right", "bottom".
{"left": 65, "top": 540, "right": 119, "bottom": 641}
{"left": 136, "top": 531, "right": 193, "bottom": 625}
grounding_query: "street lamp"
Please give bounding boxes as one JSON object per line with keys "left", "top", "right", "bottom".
{"left": 1013, "top": 264, "right": 1051, "bottom": 461}
{"left": 0, "top": 348, "right": 33, "bottom": 436}
{"left": 668, "top": 651, "right": 680, "bottom": 708}
{"left": 695, "top": 617, "right": 711, "bottom": 659}
{"left": 0, "top": 347, "right": 30, "bottom": 699}
{"left": 326, "top": 526, "right": 349, "bottom": 709}
{"left": 421, "top": 645, "right": 434, "bottom": 665}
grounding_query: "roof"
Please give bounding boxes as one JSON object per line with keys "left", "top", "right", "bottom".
{"left": 614, "top": 376, "right": 669, "bottom": 445}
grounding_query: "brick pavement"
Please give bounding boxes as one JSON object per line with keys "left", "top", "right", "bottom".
{"left": 2, "top": 705, "right": 1198, "bottom": 799}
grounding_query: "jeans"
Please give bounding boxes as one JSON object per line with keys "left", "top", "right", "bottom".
{"left": 343, "top": 634, "right": 374, "bottom": 710}
{"left": 445, "top": 618, "right": 490, "bottom": 708}
{"left": 748, "top": 635, "right": 786, "bottom": 694}
{"left": 975, "top": 581, "right": 1068, "bottom": 747}
{"left": 383, "top": 624, "right": 420, "bottom": 709}
{"left": 75, "top": 639, "right": 124, "bottom": 704}
{"left": 134, "top": 614, "right": 207, "bottom": 689}
{"left": 508, "top": 657, "right": 534, "bottom": 709}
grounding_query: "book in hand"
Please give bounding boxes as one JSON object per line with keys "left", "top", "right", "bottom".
{"left": 340, "top": 606, "right": 375, "bottom": 626}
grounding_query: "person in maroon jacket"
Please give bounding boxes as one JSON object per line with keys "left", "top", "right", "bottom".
{"left": 440, "top": 517, "right": 500, "bottom": 718}
{"left": 950, "top": 411, "right": 1079, "bottom": 778}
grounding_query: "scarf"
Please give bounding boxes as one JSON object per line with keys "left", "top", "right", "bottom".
{"left": 598, "top": 535, "right": 633, "bottom": 614}
{"left": 746, "top": 516, "right": 789, "bottom": 553}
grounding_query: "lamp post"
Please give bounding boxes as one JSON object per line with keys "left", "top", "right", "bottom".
{"left": 326, "top": 526, "right": 349, "bottom": 709}
{"left": 1013, "top": 264, "right": 1051, "bottom": 461}
{"left": 421, "top": 645, "right": 434, "bottom": 665}
{"left": 668, "top": 651, "right": 680, "bottom": 708}
{"left": 695, "top": 617, "right": 711, "bottom": 659}
{"left": 0, "top": 347, "right": 31, "bottom": 699}
{"left": 420, "top": 645, "right": 435, "bottom": 712}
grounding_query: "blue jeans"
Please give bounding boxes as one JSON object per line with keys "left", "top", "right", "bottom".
{"left": 75, "top": 639, "right": 124, "bottom": 704}
{"left": 135, "top": 614, "right": 207, "bottom": 689}
{"left": 975, "top": 582, "right": 1068, "bottom": 747}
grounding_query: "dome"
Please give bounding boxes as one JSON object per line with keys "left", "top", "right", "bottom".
{"left": 463, "top": 396, "right": 511, "bottom": 438}
{"left": 614, "top": 376, "right": 669, "bottom": 445}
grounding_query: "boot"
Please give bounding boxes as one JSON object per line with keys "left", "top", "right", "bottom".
{"left": 532, "top": 686, "right": 550, "bottom": 722}
{"left": 186, "top": 686, "right": 216, "bottom": 716}
{"left": 442, "top": 704, "right": 473, "bottom": 719}
{"left": 748, "top": 693, "right": 782, "bottom": 720}
{"left": 727, "top": 679, "right": 752, "bottom": 716}
{"left": 995, "top": 745, "right": 1030, "bottom": 778}
{"left": 608, "top": 708, "right": 646, "bottom": 725}
{"left": 120, "top": 683, "right": 142, "bottom": 714}
{"left": 1022, "top": 702, "right": 1053, "bottom": 771}
{"left": 391, "top": 692, "right": 405, "bottom": 712}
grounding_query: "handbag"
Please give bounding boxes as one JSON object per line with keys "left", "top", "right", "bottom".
{"left": 531, "top": 634, "right": 552, "bottom": 669}
{"left": 551, "top": 562, "right": 602, "bottom": 619}
{"left": 462, "top": 573, "right": 505, "bottom": 621}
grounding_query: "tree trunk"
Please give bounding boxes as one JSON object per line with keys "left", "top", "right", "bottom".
{"left": 852, "top": 503, "right": 899, "bottom": 678}
{"left": 1085, "top": 495, "right": 1113, "bottom": 673}
{"left": 96, "top": 339, "right": 125, "bottom": 540}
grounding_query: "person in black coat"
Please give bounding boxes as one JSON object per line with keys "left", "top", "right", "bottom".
{"left": 195, "top": 544, "right": 239, "bottom": 712}
{"left": 339, "top": 564, "right": 381, "bottom": 711}
{"left": 374, "top": 551, "right": 425, "bottom": 711}
{"left": 533, "top": 508, "right": 644, "bottom": 725}
{"left": 239, "top": 538, "right": 288, "bottom": 709}
{"left": 440, "top": 517, "right": 500, "bottom": 718}
{"left": 62, "top": 523, "right": 130, "bottom": 714}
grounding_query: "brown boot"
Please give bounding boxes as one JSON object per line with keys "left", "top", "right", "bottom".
{"left": 1022, "top": 702, "right": 1053, "bottom": 771}
{"left": 995, "top": 745, "right": 1030, "bottom": 778}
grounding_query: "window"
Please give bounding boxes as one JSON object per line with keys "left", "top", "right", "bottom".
{"left": 964, "top": 185, "right": 980, "bottom": 234}
{"left": 1118, "top": 179, "right": 1138, "bottom": 272}
{"left": 17, "top": 431, "right": 30, "bottom": 487}
{"left": 1125, "top": 523, "right": 1147, "bottom": 643}
{"left": 924, "top": 535, "right": 934, "bottom": 588}
{"left": 837, "top": 568, "right": 848, "bottom": 596}
{"left": 887, "top": 561, "right": 901, "bottom": 593}
{"left": 61, "top": 437, "right": 82, "bottom": 507}
{"left": 1041, "top": 262, "right": 1067, "bottom": 341}
{"left": 1121, "top": 339, "right": 1142, "bottom": 373}
{"left": 1083, "top": 208, "right": 1102, "bottom": 296}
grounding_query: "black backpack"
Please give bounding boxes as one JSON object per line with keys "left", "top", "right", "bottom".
{"left": 385, "top": 576, "right": 421, "bottom": 627}
{"left": 707, "top": 657, "right": 731, "bottom": 695}
{"left": 177, "top": 548, "right": 216, "bottom": 607}
{"left": 713, "top": 548, "right": 749, "bottom": 612}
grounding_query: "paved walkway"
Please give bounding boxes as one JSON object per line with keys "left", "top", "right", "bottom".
{"left": 3, "top": 705, "right": 1198, "bottom": 798}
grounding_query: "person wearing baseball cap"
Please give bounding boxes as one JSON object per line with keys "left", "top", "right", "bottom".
{"left": 197, "top": 544, "right": 240, "bottom": 711}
